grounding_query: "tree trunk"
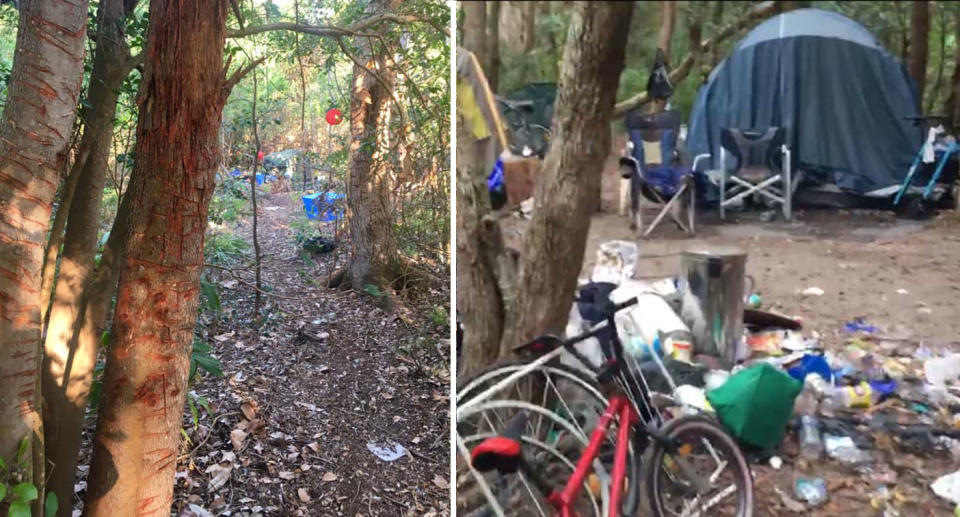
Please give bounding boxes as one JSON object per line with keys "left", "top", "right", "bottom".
{"left": 910, "top": 0, "right": 930, "bottom": 107}
{"left": 40, "top": 155, "right": 87, "bottom": 328}
{"left": 927, "top": 5, "right": 946, "bottom": 114}
{"left": 250, "top": 68, "right": 263, "bottom": 316}
{"left": 462, "top": 1, "right": 487, "bottom": 73}
{"left": 524, "top": 2, "right": 537, "bottom": 53}
{"left": 502, "top": 1, "right": 633, "bottom": 348}
{"left": 456, "top": 49, "right": 506, "bottom": 379}
{"left": 41, "top": 0, "right": 137, "bottom": 511}
{"left": 487, "top": 1, "right": 501, "bottom": 93}
{"left": 948, "top": 11, "right": 960, "bottom": 129}
{"left": 84, "top": 1, "right": 230, "bottom": 514}
{"left": 343, "top": 0, "right": 400, "bottom": 293}
{"left": 0, "top": 0, "right": 88, "bottom": 498}
{"left": 658, "top": 1, "right": 677, "bottom": 64}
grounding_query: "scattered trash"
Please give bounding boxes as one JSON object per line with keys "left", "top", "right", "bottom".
{"left": 932, "top": 470, "right": 960, "bottom": 504}
{"left": 800, "top": 286, "right": 825, "bottom": 297}
{"left": 706, "top": 363, "right": 802, "bottom": 450}
{"left": 786, "top": 353, "right": 834, "bottom": 383}
{"left": 674, "top": 385, "right": 712, "bottom": 413}
{"left": 924, "top": 354, "right": 960, "bottom": 385}
{"left": 844, "top": 318, "right": 878, "bottom": 333}
{"left": 795, "top": 476, "right": 828, "bottom": 507}
{"left": 769, "top": 455, "right": 783, "bottom": 470}
{"left": 704, "top": 369, "right": 731, "bottom": 391}
{"left": 896, "top": 288, "right": 909, "bottom": 295}
{"left": 592, "top": 241, "right": 638, "bottom": 284}
{"left": 747, "top": 293, "right": 762, "bottom": 308}
{"left": 366, "top": 440, "right": 407, "bottom": 462}
{"left": 302, "top": 236, "right": 335, "bottom": 254}
{"left": 823, "top": 433, "right": 871, "bottom": 465}
{"left": 799, "top": 415, "right": 823, "bottom": 459}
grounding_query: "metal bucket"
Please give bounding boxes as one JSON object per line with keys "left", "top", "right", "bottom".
{"left": 679, "top": 248, "right": 747, "bottom": 366}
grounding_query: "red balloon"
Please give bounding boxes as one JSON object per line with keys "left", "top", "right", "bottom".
{"left": 326, "top": 108, "right": 343, "bottom": 126}
{"left": 257, "top": 150, "right": 264, "bottom": 162}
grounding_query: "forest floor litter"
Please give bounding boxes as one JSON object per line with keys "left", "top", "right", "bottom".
{"left": 73, "top": 193, "right": 451, "bottom": 517}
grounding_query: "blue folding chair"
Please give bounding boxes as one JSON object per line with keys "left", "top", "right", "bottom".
{"left": 618, "top": 109, "right": 695, "bottom": 237}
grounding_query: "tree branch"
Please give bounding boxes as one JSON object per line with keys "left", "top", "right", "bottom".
{"left": 222, "top": 56, "right": 267, "bottom": 97}
{"left": 226, "top": 13, "right": 449, "bottom": 40}
{"left": 613, "top": 0, "right": 782, "bottom": 116}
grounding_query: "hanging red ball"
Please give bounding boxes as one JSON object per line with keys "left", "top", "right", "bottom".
{"left": 257, "top": 150, "right": 264, "bottom": 162}
{"left": 326, "top": 108, "right": 343, "bottom": 126}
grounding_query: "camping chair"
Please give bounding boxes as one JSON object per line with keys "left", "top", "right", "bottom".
{"left": 695, "top": 127, "right": 794, "bottom": 221}
{"left": 618, "top": 109, "right": 695, "bottom": 237}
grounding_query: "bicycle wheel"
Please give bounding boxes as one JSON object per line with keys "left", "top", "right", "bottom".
{"left": 457, "top": 361, "right": 640, "bottom": 516}
{"left": 458, "top": 402, "right": 602, "bottom": 517}
{"left": 642, "top": 415, "right": 754, "bottom": 517}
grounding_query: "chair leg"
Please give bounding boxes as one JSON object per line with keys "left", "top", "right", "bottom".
{"left": 720, "top": 172, "right": 726, "bottom": 221}
{"left": 688, "top": 182, "right": 696, "bottom": 235}
{"left": 619, "top": 177, "right": 630, "bottom": 216}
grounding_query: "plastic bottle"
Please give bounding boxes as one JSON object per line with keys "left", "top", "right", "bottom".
{"left": 800, "top": 415, "right": 823, "bottom": 459}
{"left": 837, "top": 382, "right": 877, "bottom": 408}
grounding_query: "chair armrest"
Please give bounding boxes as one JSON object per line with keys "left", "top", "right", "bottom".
{"left": 692, "top": 153, "right": 711, "bottom": 172}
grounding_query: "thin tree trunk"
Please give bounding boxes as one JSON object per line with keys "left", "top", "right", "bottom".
{"left": 296, "top": 0, "right": 308, "bottom": 191}
{"left": 250, "top": 68, "right": 263, "bottom": 316}
{"left": 462, "top": 1, "right": 487, "bottom": 72}
{"left": 927, "top": 6, "right": 947, "bottom": 114}
{"left": 523, "top": 2, "right": 536, "bottom": 53}
{"left": 487, "top": 1, "right": 501, "bottom": 93}
{"left": 502, "top": 1, "right": 633, "bottom": 349}
{"left": 658, "top": 1, "right": 677, "bottom": 64}
{"left": 342, "top": 0, "right": 400, "bottom": 292}
{"left": 41, "top": 1, "right": 138, "bottom": 511}
{"left": 0, "top": 0, "right": 88, "bottom": 503}
{"left": 84, "top": 1, "right": 232, "bottom": 514}
{"left": 40, "top": 154, "right": 88, "bottom": 328}
{"left": 949, "top": 10, "right": 960, "bottom": 128}
{"left": 910, "top": 0, "right": 931, "bottom": 107}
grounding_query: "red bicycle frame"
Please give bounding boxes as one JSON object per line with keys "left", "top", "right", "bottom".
{"left": 545, "top": 393, "right": 638, "bottom": 517}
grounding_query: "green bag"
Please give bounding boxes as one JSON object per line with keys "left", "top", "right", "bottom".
{"left": 706, "top": 363, "right": 802, "bottom": 451}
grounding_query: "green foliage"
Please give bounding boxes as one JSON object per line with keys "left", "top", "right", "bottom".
{"left": 0, "top": 436, "right": 57, "bottom": 517}
{"left": 430, "top": 305, "right": 448, "bottom": 328}
{"left": 205, "top": 232, "right": 250, "bottom": 266}
{"left": 189, "top": 339, "right": 223, "bottom": 382}
{"left": 200, "top": 276, "right": 222, "bottom": 315}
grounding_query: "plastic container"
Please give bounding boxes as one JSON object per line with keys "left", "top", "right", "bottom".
{"left": 800, "top": 415, "right": 823, "bottom": 459}
{"left": 672, "top": 341, "right": 693, "bottom": 362}
{"left": 925, "top": 354, "right": 960, "bottom": 385}
{"left": 837, "top": 382, "right": 877, "bottom": 408}
{"left": 795, "top": 476, "right": 828, "bottom": 507}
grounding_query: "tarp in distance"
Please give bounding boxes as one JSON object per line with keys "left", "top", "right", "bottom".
{"left": 686, "top": 8, "right": 922, "bottom": 195}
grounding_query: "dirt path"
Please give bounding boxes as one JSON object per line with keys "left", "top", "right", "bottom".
{"left": 74, "top": 192, "right": 451, "bottom": 516}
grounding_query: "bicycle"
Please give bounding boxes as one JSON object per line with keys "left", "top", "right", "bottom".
{"left": 459, "top": 294, "right": 754, "bottom": 517}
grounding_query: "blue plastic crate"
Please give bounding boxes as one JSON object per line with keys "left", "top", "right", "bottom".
{"left": 302, "top": 192, "right": 345, "bottom": 222}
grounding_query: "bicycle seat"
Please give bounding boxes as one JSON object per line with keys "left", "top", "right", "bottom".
{"left": 470, "top": 411, "right": 528, "bottom": 473}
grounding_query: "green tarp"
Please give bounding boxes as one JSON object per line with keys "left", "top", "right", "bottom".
{"left": 706, "top": 363, "right": 802, "bottom": 451}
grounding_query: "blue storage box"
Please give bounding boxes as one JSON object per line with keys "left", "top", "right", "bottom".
{"left": 303, "top": 192, "right": 345, "bottom": 222}
{"left": 256, "top": 173, "right": 265, "bottom": 186}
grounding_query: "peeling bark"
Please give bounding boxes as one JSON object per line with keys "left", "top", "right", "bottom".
{"left": 0, "top": 0, "right": 89, "bottom": 496}
{"left": 84, "top": 1, "right": 230, "bottom": 514}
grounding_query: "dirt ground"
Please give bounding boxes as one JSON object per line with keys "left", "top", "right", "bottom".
{"left": 73, "top": 193, "right": 451, "bottom": 516}
{"left": 493, "top": 158, "right": 960, "bottom": 515}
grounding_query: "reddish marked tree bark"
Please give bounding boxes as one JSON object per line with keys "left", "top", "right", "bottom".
{"left": 41, "top": 0, "right": 139, "bottom": 511}
{"left": 0, "top": 0, "right": 88, "bottom": 490}
{"left": 83, "top": 1, "right": 232, "bottom": 514}
{"left": 502, "top": 1, "right": 633, "bottom": 349}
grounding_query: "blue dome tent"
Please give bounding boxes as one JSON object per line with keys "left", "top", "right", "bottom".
{"left": 686, "top": 8, "right": 922, "bottom": 200}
